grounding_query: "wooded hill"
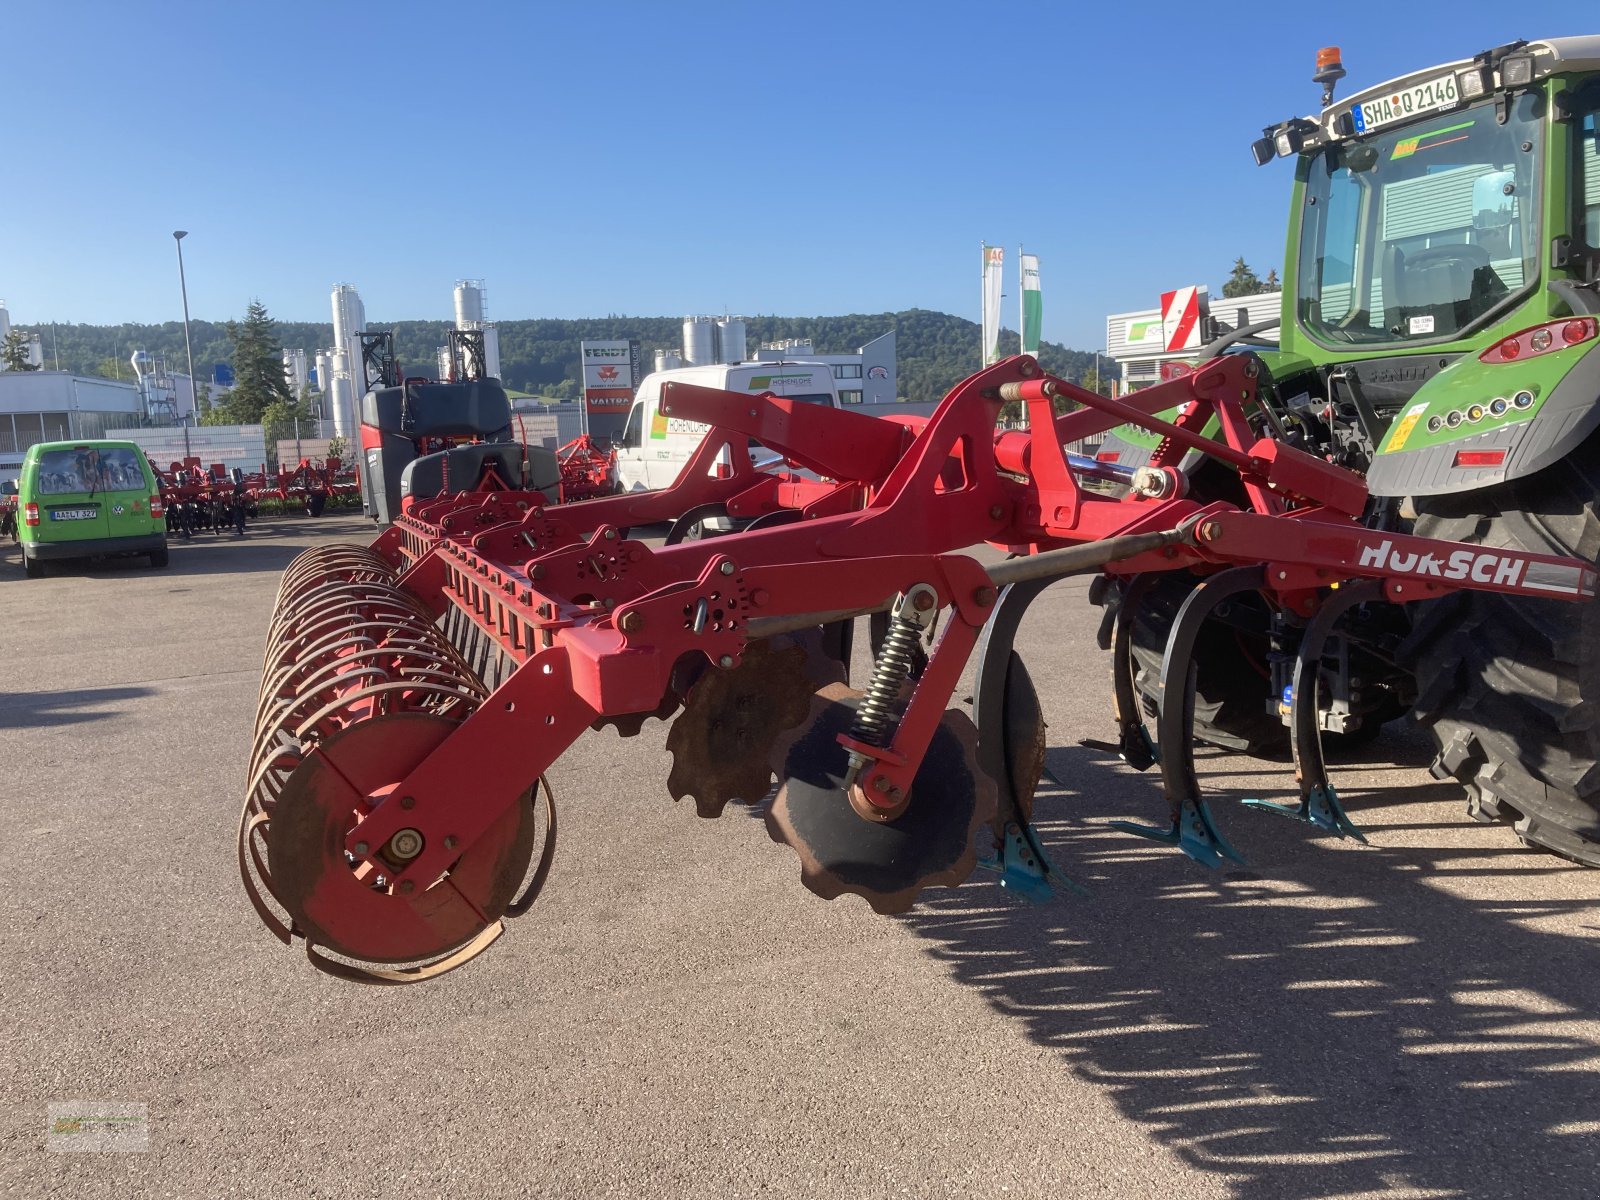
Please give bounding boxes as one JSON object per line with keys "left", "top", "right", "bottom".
{"left": 16, "top": 309, "right": 1116, "bottom": 403}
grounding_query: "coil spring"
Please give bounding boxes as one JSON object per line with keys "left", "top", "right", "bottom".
{"left": 850, "top": 613, "right": 923, "bottom": 746}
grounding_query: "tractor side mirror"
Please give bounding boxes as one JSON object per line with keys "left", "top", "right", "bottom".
{"left": 1472, "top": 170, "right": 1517, "bottom": 230}
{"left": 0, "top": 480, "right": 16, "bottom": 496}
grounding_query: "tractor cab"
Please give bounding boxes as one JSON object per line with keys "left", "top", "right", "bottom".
{"left": 1250, "top": 38, "right": 1600, "bottom": 494}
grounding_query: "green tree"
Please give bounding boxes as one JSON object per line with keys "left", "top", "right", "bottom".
{"left": 2, "top": 329, "right": 40, "bottom": 371}
{"left": 217, "top": 300, "right": 292, "bottom": 424}
{"left": 1263, "top": 268, "right": 1280, "bottom": 291}
{"left": 1222, "top": 257, "right": 1263, "bottom": 299}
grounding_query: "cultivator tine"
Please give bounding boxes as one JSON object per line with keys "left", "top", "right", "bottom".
{"left": 1241, "top": 581, "right": 1380, "bottom": 843}
{"left": 1109, "top": 566, "right": 1263, "bottom": 868}
{"left": 1108, "top": 574, "right": 1161, "bottom": 771}
{"left": 971, "top": 578, "right": 1082, "bottom": 901}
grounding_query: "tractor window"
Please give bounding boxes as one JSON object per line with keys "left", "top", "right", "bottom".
{"left": 1297, "top": 92, "right": 1543, "bottom": 346}
{"left": 1581, "top": 111, "right": 1600, "bottom": 249}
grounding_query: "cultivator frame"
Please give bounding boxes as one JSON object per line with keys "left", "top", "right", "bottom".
{"left": 242, "top": 353, "right": 1597, "bottom": 982}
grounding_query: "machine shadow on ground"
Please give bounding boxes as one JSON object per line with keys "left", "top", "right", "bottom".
{"left": 0, "top": 685, "right": 154, "bottom": 729}
{"left": 906, "top": 736, "right": 1600, "bottom": 1199}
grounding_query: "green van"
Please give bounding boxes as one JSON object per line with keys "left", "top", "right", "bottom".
{"left": 17, "top": 440, "right": 168, "bottom": 577}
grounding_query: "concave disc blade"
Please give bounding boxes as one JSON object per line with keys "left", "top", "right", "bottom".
{"left": 767, "top": 684, "right": 997, "bottom": 914}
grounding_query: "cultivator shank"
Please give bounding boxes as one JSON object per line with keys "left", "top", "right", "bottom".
{"left": 241, "top": 354, "right": 1597, "bottom": 981}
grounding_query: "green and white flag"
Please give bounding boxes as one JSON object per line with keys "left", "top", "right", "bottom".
{"left": 982, "top": 244, "right": 1004, "bottom": 366}
{"left": 1020, "top": 253, "right": 1042, "bottom": 360}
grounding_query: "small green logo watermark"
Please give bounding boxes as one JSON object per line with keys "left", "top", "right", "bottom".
{"left": 47, "top": 1102, "right": 148, "bottom": 1153}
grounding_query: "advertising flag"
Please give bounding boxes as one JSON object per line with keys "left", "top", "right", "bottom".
{"left": 982, "top": 244, "right": 1005, "bottom": 365}
{"left": 1020, "top": 253, "right": 1042, "bottom": 359}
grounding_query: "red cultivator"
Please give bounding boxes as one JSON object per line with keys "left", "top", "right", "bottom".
{"left": 239, "top": 354, "right": 1597, "bottom": 982}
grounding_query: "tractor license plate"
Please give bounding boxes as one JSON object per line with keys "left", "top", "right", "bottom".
{"left": 50, "top": 508, "right": 98, "bottom": 521}
{"left": 1352, "top": 73, "right": 1460, "bottom": 134}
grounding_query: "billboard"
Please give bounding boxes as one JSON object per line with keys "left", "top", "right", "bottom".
{"left": 580, "top": 340, "right": 639, "bottom": 414}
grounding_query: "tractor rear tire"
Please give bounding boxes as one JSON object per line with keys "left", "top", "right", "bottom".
{"left": 23, "top": 548, "right": 44, "bottom": 579}
{"left": 1094, "top": 570, "right": 1287, "bottom": 755}
{"left": 1404, "top": 439, "right": 1600, "bottom": 866}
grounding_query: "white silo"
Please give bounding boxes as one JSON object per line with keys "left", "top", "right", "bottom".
{"left": 683, "top": 316, "right": 715, "bottom": 366}
{"left": 331, "top": 284, "right": 366, "bottom": 355}
{"left": 329, "top": 348, "right": 357, "bottom": 440}
{"left": 314, "top": 349, "right": 334, "bottom": 400}
{"left": 281, "top": 348, "right": 308, "bottom": 398}
{"left": 717, "top": 317, "right": 747, "bottom": 364}
{"left": 453, "top": 279, "right": 502, "bottom": 380}
{"left": 454, "top": 280, "right": 484, "bottom": 326}
{"left": 0, "top": 300, "right": 10, "bottom": 347}
{"left": 654, "top": 349, "right": 683, "bottom": 374}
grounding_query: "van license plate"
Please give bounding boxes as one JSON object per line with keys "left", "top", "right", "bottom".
{"left": 50, "top": 508, "right": 98, "bottom": 521}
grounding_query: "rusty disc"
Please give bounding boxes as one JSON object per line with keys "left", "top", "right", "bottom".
{"left": 766, "top": 683, "right": 998, "bottom": 914}
{"left": 665, "top": 636, "right": 838, "bottom": 817}
{"left": 267, "top": 712, "right": 536, "bottom": 970}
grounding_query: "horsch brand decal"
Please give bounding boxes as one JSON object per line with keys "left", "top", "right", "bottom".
{"left": 1357, "top": 538, "right": 1596, "bottom": 597}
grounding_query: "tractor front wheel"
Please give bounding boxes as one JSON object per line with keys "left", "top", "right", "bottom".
{"left": 1405, "top": 436, "right": 1600, "bottom": 866}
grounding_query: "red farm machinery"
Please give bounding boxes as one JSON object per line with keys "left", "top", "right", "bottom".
{"left": 238, "top": 353, "right": 1597, "bottom": 983}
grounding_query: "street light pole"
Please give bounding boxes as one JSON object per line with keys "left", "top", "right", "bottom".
{"left": 173, "top": 231, "right": 197, "bottom": 449}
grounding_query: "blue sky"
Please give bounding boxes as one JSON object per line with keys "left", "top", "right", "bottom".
{"left": 4, "top": 2, "right": 1587, "bottom": 350}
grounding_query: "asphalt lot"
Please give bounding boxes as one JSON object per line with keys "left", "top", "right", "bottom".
{"left": 2, "top": 511, "right": 1599, "bottom": 1199}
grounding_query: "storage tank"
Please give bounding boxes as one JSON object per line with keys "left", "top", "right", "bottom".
{"left": 683, "top": 316, "right": 715, "bottom": 366}
{"left": 717, "top": 317, "right": 747, "bottom": 364}
{"left": 329, "top": 350, "right": 356, "bottom": 439}
{"left": 331, "top": 284, "right": 365, "bottom": 353}
{"left": 654, "top": 349, "right": 683, "bottom": 374}
{"left": 0, "top": 300, "right": 10, "bottom": 346}
{"left": 314, "top": 349, "right": 333, "bottom": 396}
{"left": 454, "top": 280, "right": 485, "bottom": 326}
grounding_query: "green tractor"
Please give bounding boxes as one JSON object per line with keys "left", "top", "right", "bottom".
{"left": 1096, "top": 37, "right": 1600, "bottom": 864}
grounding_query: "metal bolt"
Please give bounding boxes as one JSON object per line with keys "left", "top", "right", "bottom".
{"left": 619, "top": 611, "right": 643, "bottom": 634}
{"left": 399, "top": 880, "right": 415, "bottom": 895}
{"left": 443, "top": 836, "right": 458, "bottom": 850}
{"left": 872, "top": 775, "right": 890, "bottom": 792}
{"left": 603, "top": 528, "right": 616, "bottom": 540}
{"left": 388, "top": 829, "right": 424, "bottom": 860}
{"left": 353, "top": 841, "right": 370, "bottom": 856}
{"left": 1277, "top": 571, "right": 1288, "bottom": 581}
{"left": 719, "top": 561, "right": 736, "bottom": 575}
{"left": 1199, "top": 520, "right": 1222, "bottom": 542}
{"left": 912, "top": 590, "right": 936, "bottom": 611}
{"left": 718, "top": 655, "right": 735, "bottom": 668}
{"left": 400, "top": 795, "right": 416, "bottom": 810}
{"left": 989, "top": 504, "right": 1005, "bottom": 520}
{"left": 974, "top": 586, "right": 998, "bottom": 607}
{"left": 531, "top": 563, "right": 546, "bottom": 580}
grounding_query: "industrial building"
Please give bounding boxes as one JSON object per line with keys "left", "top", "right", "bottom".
{"left": 661, "top": 317, "right": 896, "bottom": 404}
{"left": 0, "top": 372, "right": 146, "bottom": 485}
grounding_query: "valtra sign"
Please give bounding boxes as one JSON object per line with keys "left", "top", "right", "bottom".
{"left": 580, "top": 340, "right": 641, "bottom": 414}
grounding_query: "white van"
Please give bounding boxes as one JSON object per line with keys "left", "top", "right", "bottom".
{"left": 614, "top": 362, "right": 839, "bottom": 493}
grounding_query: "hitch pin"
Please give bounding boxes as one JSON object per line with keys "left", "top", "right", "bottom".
{"left": 692, "top": 597, "right": 709, "bottom": 634}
